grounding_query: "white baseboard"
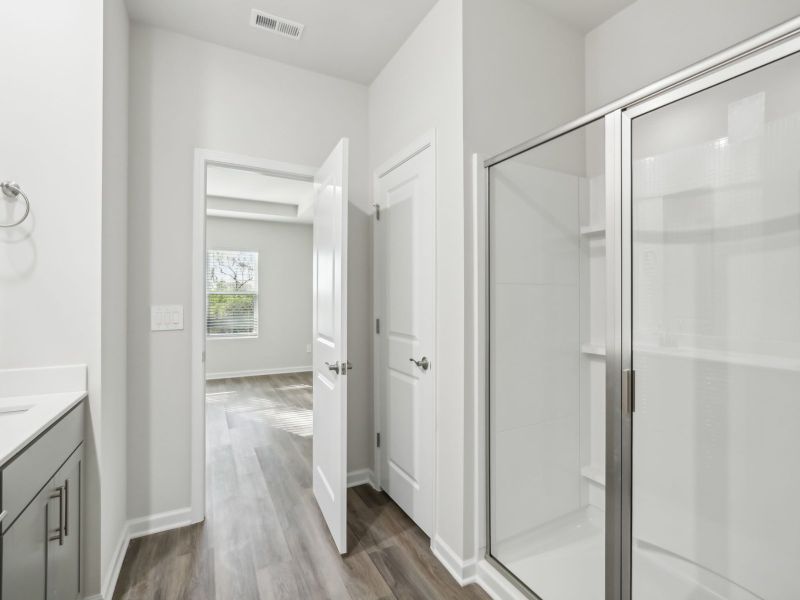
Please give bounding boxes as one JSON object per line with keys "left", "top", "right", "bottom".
{"left": 205, "top": 366, "right": 311, "bottom": 380}
{"left": 86, "top": 508, "right": 194, "bottom": 600}
{"left": 347, "top": 468, "right": 379, "bottom": 490}
{"left": 431, "top": 536, "right": 479, "bottom": 585}
{"left": 98, "top": 520, "right": 131, "bottom": 600}
{"left": 127, "top": 507, "right": 194, "bottom": 539}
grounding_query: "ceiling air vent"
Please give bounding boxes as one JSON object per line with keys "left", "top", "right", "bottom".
{"left": 249, "top": 9, "right": 304, "bottom": 40}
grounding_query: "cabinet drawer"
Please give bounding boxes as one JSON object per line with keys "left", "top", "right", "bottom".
{"left": 1, "top": 402, "right": 83, "bottom": 533}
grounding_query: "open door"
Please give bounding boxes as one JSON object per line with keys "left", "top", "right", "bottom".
{"left": 312, "top": 138, "right": 349, "bottom": 554}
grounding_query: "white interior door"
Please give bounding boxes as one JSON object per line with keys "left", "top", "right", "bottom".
{"left": 312, "top": 138, "right": 349, "bottom": 554}
{"left": 375, "top": 141, "right": 435, "bottom": 535}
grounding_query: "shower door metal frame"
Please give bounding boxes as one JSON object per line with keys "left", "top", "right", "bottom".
{"left": 483, "top": 15, "right": 800, "bottom": 600}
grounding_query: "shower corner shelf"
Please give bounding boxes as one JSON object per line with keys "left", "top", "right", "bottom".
{"left": 580, "top": 224, "right": 605, "bottom": 237}
{"left": 581, "top": 343, "right": 606, "bottom": 357}
{"left": 581, "top": 465, "right": 606, "bottom": 487}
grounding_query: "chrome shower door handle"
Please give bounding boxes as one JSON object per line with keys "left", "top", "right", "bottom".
{"left": 409, "top": 356, "right": 430, "bottom": 371}
{"left": 325, "top": 361, "right": 341, "bottom": 375}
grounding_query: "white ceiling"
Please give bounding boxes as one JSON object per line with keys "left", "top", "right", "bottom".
{"left": 206, "top": 166, "right": 314, "bottom": 204}
{"left": 521, "top": 0, "right": 635, "bottom": 32}
{"left": 206, "top": 165, "right": 315, "bottom": 223}
{"left": 125, "top": 0, "right": 438, "bottom": 84}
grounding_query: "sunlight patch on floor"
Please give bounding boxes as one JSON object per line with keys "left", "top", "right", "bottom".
{"left": 206, "top": 393, "right": 313, "bottom": 437}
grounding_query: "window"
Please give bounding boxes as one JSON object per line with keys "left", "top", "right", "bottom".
{"left": 206, "top": 250, "right": 258, "bottom": 337}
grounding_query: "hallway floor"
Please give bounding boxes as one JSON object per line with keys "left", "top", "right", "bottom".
{"left": 113, "top": 373, "right": 489, "bottom": 599}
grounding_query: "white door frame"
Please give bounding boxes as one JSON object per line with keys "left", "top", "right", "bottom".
{"left": 371, "top": 130, "right": 437, "bottom": 527}
{"left": 190, "top": 148, "right": 317, "bottom": 523}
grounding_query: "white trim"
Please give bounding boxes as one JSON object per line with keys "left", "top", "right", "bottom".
{"left": 98, "top": 521, "right": 131, "bottom": 600}
{"left": 89, "top": 508, "right": 192, "bottom": 600}
{"left": 372, "top": 129, "right": 437, "bottom": 505}
{"left": 127, "top": 507, "right": 194, "bottom": 539}
{"left": 205, "top": 366, "right": 312, "bottom": 380}
{"left": 192, "top": 148, "right": 318, "bottom": 525}
{"left": 471, "top": 153, "right": 488, "bottom": 566}
{"left": 346, "top": 468, "right": 379, "bottom": 489}
{"left": 431, "top": 535, "right": 479, "bottom": 585}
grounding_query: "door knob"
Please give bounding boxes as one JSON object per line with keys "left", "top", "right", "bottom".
{"left": 409, "top": 356, "right": 430, "bottom": 371}
{"left": 325, "top": 361, "right": 341, "bottom": 374}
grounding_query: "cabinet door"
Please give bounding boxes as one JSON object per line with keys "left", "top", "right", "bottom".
{"left": 1, "top": 480, "right": 52, "bottom": 600}
{"left": 47, "top": 447, "right": 82, "bottom": 600}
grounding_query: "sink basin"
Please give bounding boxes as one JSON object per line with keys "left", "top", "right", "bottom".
{"left": 0, "top": 404, "right": 33, "bottom": 416}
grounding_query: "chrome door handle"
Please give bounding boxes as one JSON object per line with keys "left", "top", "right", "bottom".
{"left": 325, "top": 361, "right": 341, "bottom": 374}
{"left": 409, "top": 356, "right": 430, "bottom": 371}
{"left": 0, "top": 509, "right": 7, "bottom": 525}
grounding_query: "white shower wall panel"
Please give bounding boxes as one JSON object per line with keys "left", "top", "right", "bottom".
{"left": 490, "top": 161, "right": 582, "bottom": 545}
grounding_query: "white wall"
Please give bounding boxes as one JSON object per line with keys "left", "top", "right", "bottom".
{"left": 585, "top": 0, "right": 800, "bottom": 110}
{"left": 461, "top": 0, "right": 586, "bottom": 560}
{"left": 205, "top": 218, "right": 312, "bottom": 377}
{"left": 101, "top": 0, "right": 130, "bottom": 593}
{"left": 463, "top": 0, "right": 586, "bottom": 158}
{"left": 127, "top": 25, "right": 372, "bottom": 521}
{"left": 0, "top": 0, "right": 105, "bottom": 593}
{"left": 369, "top": 0, "right": 467, "bottom": 558}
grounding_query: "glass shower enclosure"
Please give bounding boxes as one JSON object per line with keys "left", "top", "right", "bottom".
{"left": 485, "top": 19, "right": 800, "bottom": 600}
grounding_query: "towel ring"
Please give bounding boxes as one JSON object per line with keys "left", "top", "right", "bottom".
{"left": 0, "top": 181, "right": 31, "bottom": 227}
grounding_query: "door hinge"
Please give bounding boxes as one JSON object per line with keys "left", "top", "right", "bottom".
{"left": 375, "top": 318, "right": 380, "bottom": 334}
{"left": 376, "top": 432, "right": 381, "bottom": 448}
{"left": 373, "top": 204, "right": 381, "bottom": 221}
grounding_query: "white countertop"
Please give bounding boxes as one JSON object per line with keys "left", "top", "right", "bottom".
{"left": 0, "top": 365, "right": 87, "bottom": 469}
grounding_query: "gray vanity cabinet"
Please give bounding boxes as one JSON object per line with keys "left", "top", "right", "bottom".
{"left": 46, "top": 449, "right": 82, "bottom": 600}
{"left": 1, "top": 402, "right": 84, "bottom": 600}
{"left": 1, "top": 478, "right": 50, "bottom": 600}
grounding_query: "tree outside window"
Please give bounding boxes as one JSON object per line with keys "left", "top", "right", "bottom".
{"left": 206, "top": 250, "right": 258, "bottom": 336}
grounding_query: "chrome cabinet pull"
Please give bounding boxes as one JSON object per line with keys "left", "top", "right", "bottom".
{"left": 49, "top": 486, "right": 64, "bottom": 545}
{"left": 409, "top": 356, "right": 430, "bottom": 371}
{"left": 64, "top": 479, "right": 69, "bottom": 537}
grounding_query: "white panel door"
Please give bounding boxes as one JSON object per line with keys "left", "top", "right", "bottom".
{"left": 312, "top": 138, "right": 349, "bottom": 554}
{"left": 375, "top": 143, "right": 435, "bottom": 535}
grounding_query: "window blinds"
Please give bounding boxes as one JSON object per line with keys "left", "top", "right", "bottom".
{"left": 206, "top": 249, "right": 259, "bottom": 336}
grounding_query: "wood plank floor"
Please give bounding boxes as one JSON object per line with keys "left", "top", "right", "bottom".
{"left": 113, "top": 373, "right": 490, "bottom": 600}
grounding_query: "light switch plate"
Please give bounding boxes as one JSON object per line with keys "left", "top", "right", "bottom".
{"left": 151, "top": 305, "right": 184, "bottom": 331}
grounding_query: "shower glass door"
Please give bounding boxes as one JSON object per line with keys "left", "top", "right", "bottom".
{"left": 487, "top": 118, "right": 606, "bottom": 600}
{"left": 629, "top": 50, "right": 800, "bottom": 600}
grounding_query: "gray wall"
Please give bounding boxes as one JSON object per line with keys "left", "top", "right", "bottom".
{"left": 205, "top": 217, "right": 312, "bottom": 377}
{"left": 585, "top": 0, "right": 800, "bottom": 110}
{"left": 127, "top": 24, "right": 373, "bottom": 522}
{"left": 0, "top": 0, "right": 106, "bottom": 594}
{"left": 101, "top": 0, "right": 130, "bottom": 593}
